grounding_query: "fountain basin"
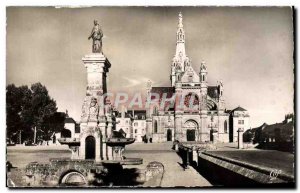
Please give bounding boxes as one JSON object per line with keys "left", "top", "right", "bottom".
{"left": 58, "top": 138, "right": 80, "bottom": 146}
{"left": 106, "top": 138, "right": 135, "bottom": 146}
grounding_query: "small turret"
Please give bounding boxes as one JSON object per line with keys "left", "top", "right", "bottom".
{"left": 217, "top": 80, "right": 225, "bottom": 111}
{"left": 175, "top": 64, "right": 182, "bottom": 83}
{"left": 146, "top": 80, "right": 152, "bottom": 94}
{"left": 200, "top": 60, "right": 207, "bottom": 82}
{"left": 171, "top": 60, "right": 176, "bottom": 86}
{"left": 217, "top": 80, "right": 224, "bottom": 98}
{"left": 200, "top": 61, "right": 208, "bottom": 94}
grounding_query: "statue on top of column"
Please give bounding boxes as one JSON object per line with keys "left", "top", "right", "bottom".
{"left": 88, "top": 20, "right": 103, "bottom": 53}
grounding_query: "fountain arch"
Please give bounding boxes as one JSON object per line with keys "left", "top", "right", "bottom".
{"left": 85, "top": 136, "right": 96, "bottom": 160}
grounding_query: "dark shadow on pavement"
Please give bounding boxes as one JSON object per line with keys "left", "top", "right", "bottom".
{"left": 177, "top": 162, "right": 187, "bottom": 170}
{"left": 107, "top": 168, "right": 144, "bottom": 187}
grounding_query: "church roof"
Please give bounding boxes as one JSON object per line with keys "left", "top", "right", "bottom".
{"left": 232, "top": 106, "right": 247, "bottom": 112}
{"left": 150, "top": 87, "right": 175, "bottom": 100}
{"left": 207, "top": 86, "right": 219, "bottom": 99}
{"left": 150, "top": 87, "right": 175, "bottom": 110}
{"left": 180, "top": 65, "right": 200, "bottom": 83}
{"left": 64, "top": 117, "right": 76, "bottom": 124}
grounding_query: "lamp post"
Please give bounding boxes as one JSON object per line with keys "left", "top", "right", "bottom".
{"left": 17, "top": 112, "right": 22, "bottom": 144}
{"left": 237, "top": 128, "right": 244, "bottom": 149}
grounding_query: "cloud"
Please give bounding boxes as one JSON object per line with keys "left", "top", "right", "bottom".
{"left": 122, "top": 76, "right": 146, "bottom": 88}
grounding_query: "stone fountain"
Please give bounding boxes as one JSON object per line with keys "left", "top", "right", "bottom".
{"left": 24, "top": 21, "right": 142, "bottom": 187}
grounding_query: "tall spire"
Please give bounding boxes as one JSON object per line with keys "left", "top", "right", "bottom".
{"left": 176, "top": 12, "right": 186, "bottom": 56}
{"left": 171, "top": 12, "right": 191, "bottom": 86}
{"left": 173, "top": 12, "right": 190, "bottom": 70}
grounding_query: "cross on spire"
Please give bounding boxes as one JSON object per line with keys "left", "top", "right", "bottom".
{"left": 178, "top": 12, "right": 183, "bottom": 28}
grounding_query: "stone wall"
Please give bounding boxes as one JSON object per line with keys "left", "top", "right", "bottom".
{"left": 176, "top": 142, "right": 294, "bottom": 187}
{"left": 24, "top": 159, "right": 108, "bottom": 187}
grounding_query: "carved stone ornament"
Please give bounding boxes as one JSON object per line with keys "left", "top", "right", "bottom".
{"left": 88, "top": 97, "right": 99, "bottom": 122}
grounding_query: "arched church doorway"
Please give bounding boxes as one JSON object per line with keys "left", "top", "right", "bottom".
{"left": 85, "top": 136, "right": 95, "bottom": 160}
{"left": 167, "top": 129, "right": 172, "bottom": 141}
{"left": 184, "top": 120, "right": 198, "bottom": 142}
{"left": 187, "top": 129, "right": 195, "bottom": 141}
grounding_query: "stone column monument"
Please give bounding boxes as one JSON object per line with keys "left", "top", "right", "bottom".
{"left": 79, "top": 20, "right": 113, "bottom": 161}
{"left": 23, "top": 21, "right": 142, "bottom": 187}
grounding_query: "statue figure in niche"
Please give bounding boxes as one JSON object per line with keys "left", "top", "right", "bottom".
{"left": 89, "top": 97, "right": 99, "bottom": 121}
{"left": 176, "top": 64, "right": 181, "bottom": 71}
{"left": 184, "top": 59, "right": 190, "bottom": 67}
{"left": 179, "top": 32, "right": 183, "bottom": 40}
{"left": 88, "top": 20, "right": 103, "bottom": 53}
{"left": 104, "top": 97, "right": 113, "bottom": 115}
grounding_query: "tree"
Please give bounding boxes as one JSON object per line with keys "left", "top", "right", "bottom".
{"left": 243, "top": 129, "right": 254, "bottom": 143}
{"left": 30, "top": 83, "right": 57, "bottom": 144}
{"left": 42, "top": 112, "right": 66, "bottom": 144}
{"left": 6, "top": 84, "right": 32, "bottom": 144}
{"left": 19, "top": 85, "right": 34, "bottom": 143}
{"left": 6, "top": 83, "right": 58, "bottom": 144}
{"left": 6, "top": 84, "right": 20, "bottom": 143}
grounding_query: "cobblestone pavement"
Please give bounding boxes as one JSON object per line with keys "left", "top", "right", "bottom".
{"left": 123, "top": 142, "right": 212, "bottom": 187}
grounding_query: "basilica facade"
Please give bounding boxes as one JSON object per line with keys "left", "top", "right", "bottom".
{"left": 145, "top": 13, "right": 250, "bottom": 143}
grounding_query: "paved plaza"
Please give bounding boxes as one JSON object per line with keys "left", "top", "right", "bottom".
{"left": 123, "top": 142, "right": 212, "bottom": 187}
{"left": 7, "top": 142, "right": 295, "bottom": 187}
{"left": 7, "top": 142, "right": 212, "bottom": 187}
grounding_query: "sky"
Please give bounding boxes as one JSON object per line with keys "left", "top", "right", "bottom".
{"left": 6, "top": 6, "right": 294, "bottom": 128}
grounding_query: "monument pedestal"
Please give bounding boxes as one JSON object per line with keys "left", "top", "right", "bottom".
{"left": 79, "top": 53, "right": 111, "bottom": 162}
